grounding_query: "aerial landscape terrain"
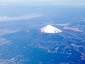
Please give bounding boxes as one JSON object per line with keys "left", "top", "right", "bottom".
{"left": 0, "top": 0, "right": 85, "bottom": 64}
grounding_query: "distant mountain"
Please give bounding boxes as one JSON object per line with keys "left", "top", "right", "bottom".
{"left": 40, "top": 25, "right": 62, "bottom": 33}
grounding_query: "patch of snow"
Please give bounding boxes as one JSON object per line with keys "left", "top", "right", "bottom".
{"left": 40, "top": 25, "right": 62, "bottom": 33}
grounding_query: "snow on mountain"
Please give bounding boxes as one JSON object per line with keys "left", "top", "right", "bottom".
{"left": 40, "top": 25, "right": 62, "bottom": 33}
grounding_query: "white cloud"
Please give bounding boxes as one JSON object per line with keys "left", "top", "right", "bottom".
{"left": 33, "top": 0, "right": 48, "bottom": 2}
{"left": 0, "top": 0, "right": 17, "bottom": 2}
{"left": 0, "top": 55, "right": 26, "bottom": 64}
{"left": 0, "top": 13, "right": 42, "bottom": 21}
{"left": 0, "top": 29, "right": 19, "bottom": 36}
{"left": 63, "top": 27, "right": 83, "bottom": 32}
{"left": 0, "top": 0, "right": 85, "bottom": 6}
{"left": 0, "top": 38, "right": 10, "bottom": 46}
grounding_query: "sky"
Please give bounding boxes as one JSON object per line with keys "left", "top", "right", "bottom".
{"left": 0, "top": 0, "right": 85, "bottom": 6}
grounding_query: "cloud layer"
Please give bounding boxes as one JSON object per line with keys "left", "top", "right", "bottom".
{"left": 0, "top": 0, "right": 17, "bottom": 2}
{"left": 63, "top": 27, "right": 83, "bottom": 32}
{"left": 0, "top": 0, "right": 85, "bottom": 6}
{"left": 0, "top": 13, "right": 42, "bottom": 21}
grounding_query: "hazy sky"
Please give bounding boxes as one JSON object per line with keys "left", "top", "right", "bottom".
{"left": 0, "top": 0, "right": 85, "bottom": 6}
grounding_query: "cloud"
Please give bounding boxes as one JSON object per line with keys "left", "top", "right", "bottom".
{"left": 56, "top": 23, "right": 70, "bottom": 27}
{"left": 33, "top": 0, "right": 48, "bottom": 2}
{"left": 63, "top": 27, "right": 83, "bottom": 32}
{"left": 0, "top": 29, "right": 19, "bottom": 46}
{"left": 0, "top": 13, "right": 42, "bottom": 21}
{"left": 0, "top": 55, "right": 27, "bottom": 64}
{"left": 0, "top": 29, "right": 19, "bottom": 36}
{"left": 0, "top": 0, "right": 85, "bottom": 6}
{"left": 0, "top": 0, "right": 17, "bottom": 2}
{"left": 0, "top": 38, "right": 10, "bottom": 46}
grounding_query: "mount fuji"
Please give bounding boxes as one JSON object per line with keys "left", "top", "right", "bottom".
{"left": 40, "top": 25, "right": 62, "bottom": 33}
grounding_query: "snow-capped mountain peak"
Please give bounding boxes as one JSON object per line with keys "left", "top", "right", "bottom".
{"left": 40, "top": 25, "right": 62, "bottom": 33}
